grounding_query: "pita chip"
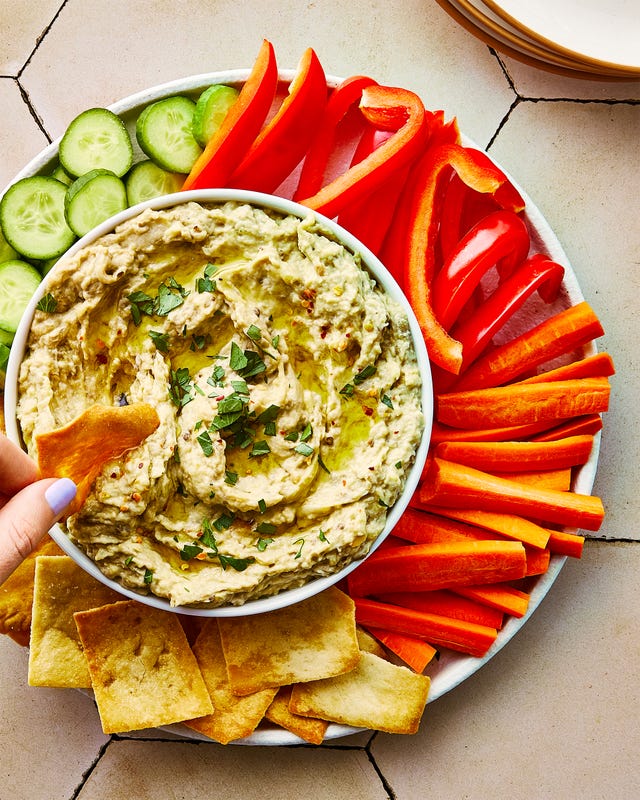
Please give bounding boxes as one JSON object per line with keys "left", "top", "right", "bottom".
{"left": 265, "top": 685, "right": 329, "bottom": 745}
{"left": 36, "top": 402, "right": 160, "bottom": 514}
{"left": 289, "top": 651, "right": 430, "bottom": 735}
{"left": 28, "top": 555, "right": 121, "bottom": 687}
{"left": 218, "top": 586, "right": 360, "bottom": 695}
{"left": 74, "top": 600, "right": 212, "bottom": 734}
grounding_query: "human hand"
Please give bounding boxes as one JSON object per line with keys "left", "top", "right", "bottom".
{"left": 0, "top": 434, "right": 76, "bottom": 584}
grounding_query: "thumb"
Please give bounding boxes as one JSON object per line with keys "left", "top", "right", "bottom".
{"left": 0, "top": 477, "right": 77, "bottom": 584}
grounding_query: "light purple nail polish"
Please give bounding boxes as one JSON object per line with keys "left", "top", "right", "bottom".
{"left": 44, "top": 478, "right": 77, "bottom": 516}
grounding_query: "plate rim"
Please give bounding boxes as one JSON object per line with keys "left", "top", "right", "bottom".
{"left": 483, "top": 0, "right": 640, "bottom": 73}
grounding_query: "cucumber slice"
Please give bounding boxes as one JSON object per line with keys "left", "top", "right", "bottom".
{"left": 0, "top": 177, "right": 76, "bottom": 260}
{"left": 125, "top": 160, "right": 184, "bottom": 205}
{"left": 64, "top": 168, "right": 128, "bottom": 237}
{"left": 50, "top": 164, "right": 73, "bottom": 186}
{"left": 0, "top": 342, "right": 10, "bottom": 374}
{"left": 136, "top": 96, "right": 202, "bottom": 173}
{"left": 0, "top": 224, "right": 19, "bottom": 262}
{"left": 192, "top": 84, "right": 239, "bottom": 148}
{"left": 59, "top": 108, "right": 134, "bottom": 178}
{"left": 0, "top": 259, "right": 42, "bottom": 334}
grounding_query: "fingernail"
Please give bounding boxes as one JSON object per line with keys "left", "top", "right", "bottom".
{"left": 45, "top": 477, "right": 77, "bottom": 516}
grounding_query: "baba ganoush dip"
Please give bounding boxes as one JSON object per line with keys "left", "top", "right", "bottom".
{"left": 17, "top": 201, "right": 424, "bottom": 607}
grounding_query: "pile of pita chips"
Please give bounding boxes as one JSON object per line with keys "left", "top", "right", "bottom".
{"left": 74, "top": 600, "right": 213, "bottom": 734}
{"left": 3, "top": 555, "right": 431, "bottom": 740}
{"left": 35, "top": 402, "right": 160, "bottom": 515}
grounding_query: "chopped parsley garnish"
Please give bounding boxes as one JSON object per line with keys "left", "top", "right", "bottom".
{"left": 180, "top": 543, "right": 203, "bottom": 561}
{"left": 36, "top": 293, "right": 57, "bottom": 313}
{"left": 196, "top": 429, "right": 214, "bottom": 456}
{"left": 143, "top": 568, "right": 153, "bottom": 584}
{"left": 178, "top": 519, "right": 254, "bottom": 572}
{"left": 190, "top": 333, "right": 210, "bottom": 351}
{"left": 250, "top": 440, "right": 271, "bottom": 458}
{"left": 354, "top": 364, "right": 376, "bottom": 384}
{"left": 246, "top": 324, "right": 262, "bottom": 341}
{"left": 218, "top": 553, "right": 254, "bottom": 571}
{"left": 168, "top": 367, "right": 196, "bottom": 408}
{"left": 295, "top": 442, "right": 314, "bottom": 457}
{"left": 256, "top": 537, "right": 274, "bottom": 551}
{"left": 381, "top": 393, "right": 394, "bottom": 409}
{"left": 213, "top": 512, "right": 235, "bottom": 531}
{"left": 128, "top": 277, "right": 189, "bottom": 325}
{"left": 284, "top": 430, "right": 299, "bottom": 442}
{"left": 339, "top": 383, "right": 355, "bottom": 398}
{"left": 207, "top": 364, "right": 226, "bottom": 388}
{"left": 196, "top": 263, "right": 217, "bottom": 293}
{"left": 124, "top": 555, "right": 134, "bottom": 566}
{"left": 293, "top": 538, "right": 305, "bottom": 559}
{"left": 256, "top": 521, "right": 277, "bottom": 536}
{"left": 149, "top": 330, "right": 170, "bottom": 353}
{"left": 224, "top": 470, "right": 238, "bottom": 485}
{"left": 318, "top": 529, "right": 328, "bottom": 542}
{"left": 230, "top": 341, "right": 266, "bottom": 379}
{"left": 200, "top": 519, "right": 218, "bottom": 549}
{"left": 299, "top": 423, "right": 312, "bottom": 442}
{"left": 317, "top": 452, "right": 331, "bottom": 474}
{"left": 258, "top": 499, "right": 267, "bottom": 514}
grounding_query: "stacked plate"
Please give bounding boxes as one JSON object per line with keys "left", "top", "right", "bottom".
{"left": 436, "top": 0, "right": 640, "bottom": 80}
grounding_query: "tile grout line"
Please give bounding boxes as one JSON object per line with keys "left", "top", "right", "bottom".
{"left": 68, "top": 736, "right": 113, "bottom": 800}
{"left": 16, "top": 0, "right": 69, "bottom": 80}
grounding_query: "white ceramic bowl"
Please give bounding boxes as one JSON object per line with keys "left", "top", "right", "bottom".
{"left": 4, "top": 188, "right": 433, "bottom": 618}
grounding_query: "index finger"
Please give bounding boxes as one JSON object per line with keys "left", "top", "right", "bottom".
{"left": 0, "top": 434, "right": 39, "bottom": 494}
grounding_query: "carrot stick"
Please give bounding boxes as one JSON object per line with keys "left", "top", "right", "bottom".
{"left": 453, "top": 585, "right": 530, "bottom": 618}
{"left": 546, "top": 529, "right": 585, "bottom": 558}
{"left": 519, "top": 352, "right": 615, "bottom": 384}
{"left": 436, "top": 377, "right": 610, "bottom": 430}
{"left": 452, "top": 301, "right": 605, "bottom": 391}
{"left": 530, "top": 414, "right": 603, "bottom": 442}
{"left": 419, "top": 457, "right": 605, "bottom": 530}
{"left": 429, "top": 418, "right": 563, "bottom": 444}
{"left": 347, "top": 539, "right": 527, "bottom": 597}
{"left": 354, "top": 598, "right": 498, "bottom": 657}
{"left": 365, "top": 627, "right": 438, "bottom": 672}
{"left": 433, "top": 435, "right": 594, "bottom": 472}
{"left": 399, "top": 506, "right": 550, "bottom": 575}
{"left": 489, "top": 468, "right": 572, "bottom": 491}
{"left": 522, "top": 547, "right": 551, "bottom": 575}
{"left": 411, "top": 502, "right": 550, "bottom": 549}
{"left": 376, "top": 590, "right": 504, "bottom": 629}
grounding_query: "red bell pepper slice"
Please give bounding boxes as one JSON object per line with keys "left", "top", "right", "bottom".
{"left": 228, "top": 47, "right": 328, "bottom": 194}
{"left": 403, "top": 143, "right": 525, "bottom": 375}
{"left": 432, "top": 209, "right": 531, "bottom": 331}
{"left": 298, "top": 84, "right": 429, "bottom": 219}
{"left": 182, "top": 39, "right": 278, "bottom": 191}
{"left": 336, "top": 125, "right": 408, "bottom": 256}
{"left": 293, "top": 75, "right": 378, "bottom": 201}
{"left": 452, "top": 253, "right": 565, "bottom": 368}
{"left": 378, "top": 112, "right": 460, "bottom": 285}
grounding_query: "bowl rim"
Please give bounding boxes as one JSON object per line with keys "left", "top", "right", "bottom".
{"left": 4, "top": 187, "right": 433, "bottom": 617}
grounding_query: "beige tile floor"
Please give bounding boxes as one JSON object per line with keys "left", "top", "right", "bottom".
{"left": 1, "top": 1, "right": 638, "bottom": 798}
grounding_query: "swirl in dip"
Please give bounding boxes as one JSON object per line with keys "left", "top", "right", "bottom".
{"left": 17, "top": 201, "right": 424, "bottom": 607}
